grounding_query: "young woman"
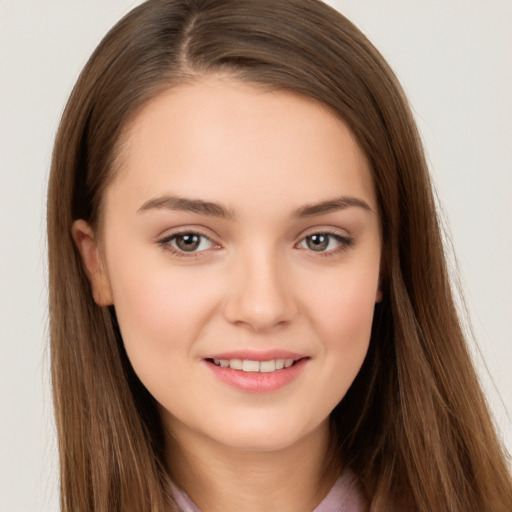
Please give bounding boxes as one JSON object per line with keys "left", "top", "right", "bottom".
{"left": 47, "top": 1, "right": 512, "bottom": 511}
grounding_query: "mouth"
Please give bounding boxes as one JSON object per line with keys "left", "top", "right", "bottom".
{"left": 203, "top": 354, "right": 309, "bottom": 392}
{"left": 206, "top": 357, "right": 305, "bottom": 373}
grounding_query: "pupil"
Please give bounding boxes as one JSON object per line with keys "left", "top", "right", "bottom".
{"left": 176, "top": 234, "right": 200, "bottom": 251}
{"left": 307, "top": 234, "right": 328, "bottom": 251}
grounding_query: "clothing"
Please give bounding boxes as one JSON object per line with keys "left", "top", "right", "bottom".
{"left": 169, "top": 469, "right": 367, "bottom": 512}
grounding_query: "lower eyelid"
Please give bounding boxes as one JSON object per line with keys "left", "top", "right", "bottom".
{"left": 310, "top": 239, "right": 355, "bottom": 258}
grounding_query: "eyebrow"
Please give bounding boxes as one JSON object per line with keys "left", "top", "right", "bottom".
{"left": 137, "top": 194, "right": 372, "bottom": 219}
{"left": 137, "top": 195, "right": 236, "bottom": 219}
{"left": 292, "top": 196, "right": 373, "bottom": 217}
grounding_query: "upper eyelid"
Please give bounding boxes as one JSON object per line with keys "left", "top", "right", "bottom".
{"left": 295, "top": 225, "right": 352, "bottom": 240}
{"left": 160, "top": 232, "right": 219, "bottom": 251}
{"left": 157, "top": 226, "right": 219, "bottom": 243}
{"left": 156, "top": 226, "right": 352, "bottom": 241}
{"left": 296, "top": 231, "right": 354, "bottom": 247}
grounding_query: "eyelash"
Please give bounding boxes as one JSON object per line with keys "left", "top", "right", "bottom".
{"left": 157, "top": 230, "right": 218, "bottom": 258}
{"left": 157, "top": 230, "right": 355, "bottom": 258}
{"left": 297, "top": 230, "right": 355, "bottom": 257}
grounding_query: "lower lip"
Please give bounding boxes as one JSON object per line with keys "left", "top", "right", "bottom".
{"left": 205, "top": 358, "right": 309, "bottom": 393}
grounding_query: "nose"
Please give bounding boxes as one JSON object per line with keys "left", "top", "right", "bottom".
{"left": 222, "top": 248, "right": 297, "bottom": 332}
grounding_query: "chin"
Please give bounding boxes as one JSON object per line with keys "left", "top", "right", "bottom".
{"left": 205, "top": 415, "right": 327, "bottom": 453}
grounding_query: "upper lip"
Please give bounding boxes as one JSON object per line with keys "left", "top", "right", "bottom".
{"left": 203, "top": 349, "right": 308, "bottom": 361}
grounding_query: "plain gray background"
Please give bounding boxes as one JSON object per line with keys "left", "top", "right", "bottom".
{"left": 1, "top": 1, "right": 511, "bottom": 510}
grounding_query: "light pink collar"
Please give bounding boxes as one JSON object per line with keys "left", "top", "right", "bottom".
{"left": 169, "top": 469, "right": 367, "bottom": 512}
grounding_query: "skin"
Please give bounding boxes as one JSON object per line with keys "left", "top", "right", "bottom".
{"left": 73, "top": 76, "right": 382, "bottom": 512}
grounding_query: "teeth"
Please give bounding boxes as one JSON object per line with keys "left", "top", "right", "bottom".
{"left": 242, "top": 360, "right": 260, "bottom": 372}
{"left": 211, "top": 358, "right": 298, "bottom": 372}
{"left": 260, "top": 360, "right": 276, "bottom": 373}
{"left": 230, "top": 359, "right": 243, "bottom": 370}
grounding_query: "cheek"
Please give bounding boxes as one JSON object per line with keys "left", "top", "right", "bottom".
{"left": 109, "top": 264, "right": 223, "bottom": 411}
{"left": 106, "top": 249, "right": 219, "bottom": 368}
{"left": 300, "top": 264, "right": 379, "bottom": 388}
{"left": 324, "top": 285, "right": 375, "bottom": 345}
{"left": 305, "top": 263, "right": 378, "bottom": 341}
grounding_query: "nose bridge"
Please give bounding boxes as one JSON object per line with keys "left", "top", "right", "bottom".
{"left": 223, "top": 242, "right": 296, "bottom": 331}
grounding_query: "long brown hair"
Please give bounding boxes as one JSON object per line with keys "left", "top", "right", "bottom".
{"left": 47, "top": 1, "right": 512, "bottom": 510}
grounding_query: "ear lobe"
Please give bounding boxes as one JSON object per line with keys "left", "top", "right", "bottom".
{"left": 71, "top": 220, "right": 113, "bottom": 306}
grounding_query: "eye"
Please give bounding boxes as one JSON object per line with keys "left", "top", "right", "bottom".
{"left": 159, "top": 232, "right": 215, "bottom": 254}
{"left": 297, "top": 232, "right": 354, "bottom": 253}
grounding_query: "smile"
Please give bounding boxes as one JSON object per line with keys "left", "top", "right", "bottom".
{"left": 211, "top": 358, "right": 296, "bottom": 372}
{"left": 204, "top": 354, "right": 309, "bottom": 393}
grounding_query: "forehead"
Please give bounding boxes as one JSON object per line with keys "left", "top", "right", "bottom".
{"left": 108, "top": 76, "right": 376, "bottom": 216}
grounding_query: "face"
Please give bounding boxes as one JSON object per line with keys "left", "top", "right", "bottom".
{"left": 74, "top": 77, "right": 382, "bottom": 456}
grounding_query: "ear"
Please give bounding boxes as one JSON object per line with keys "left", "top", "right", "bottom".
{"left": 71, "top": 220, "right": 113, "bottom": 306}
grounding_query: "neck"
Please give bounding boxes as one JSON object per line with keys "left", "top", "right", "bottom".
{"left": 164, "top": 419, "right": 340, "bottom": 512}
